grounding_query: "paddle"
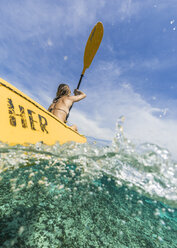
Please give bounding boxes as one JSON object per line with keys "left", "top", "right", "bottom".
{"left": 66, "top": 22, "right": 104, "bottom": 121}
{"left": 76, "top": 21, "right": 104, "bottom": 89}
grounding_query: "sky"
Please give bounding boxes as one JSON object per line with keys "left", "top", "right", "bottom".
{"left": 0, "top": 0, "right": 177, "bottom": 158}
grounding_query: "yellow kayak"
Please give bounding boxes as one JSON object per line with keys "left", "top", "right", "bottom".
{"left": 0, "top": 78, "right": 86, "bottom": 145}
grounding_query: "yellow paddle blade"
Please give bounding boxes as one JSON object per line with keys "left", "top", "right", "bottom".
{"left": 82, "top": 22, "right": 104, "bottom": 75}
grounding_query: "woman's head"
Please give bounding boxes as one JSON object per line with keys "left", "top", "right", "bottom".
{"left": 56, "top": 84, "right": 71, "bottom": 97}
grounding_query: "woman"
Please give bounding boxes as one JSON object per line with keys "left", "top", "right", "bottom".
{"left": 48, "top": 84, "right": 86, "bottom": 131}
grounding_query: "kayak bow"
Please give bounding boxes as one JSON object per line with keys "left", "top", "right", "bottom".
{"left": 0, "top": 78, "right": 86, "bottom": 145}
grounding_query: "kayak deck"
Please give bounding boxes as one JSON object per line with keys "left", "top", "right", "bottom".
{"left": 0, "top": 78, "right": 86, "bottom": 145}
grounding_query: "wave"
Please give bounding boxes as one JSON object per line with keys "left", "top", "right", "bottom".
{"left": 0, "top": 117, "right": 176, "bottom": 208}
{"left": 0, "top": 118, "right": 177, "bottom": 247}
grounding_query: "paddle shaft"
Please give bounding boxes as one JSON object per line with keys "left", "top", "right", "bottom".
{"left": 77, "top": 74, "right": 84, "bottom": 90}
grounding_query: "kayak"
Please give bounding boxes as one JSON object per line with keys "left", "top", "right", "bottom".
{"left": 0, "top": 78, "right": 87, "bottom": 145}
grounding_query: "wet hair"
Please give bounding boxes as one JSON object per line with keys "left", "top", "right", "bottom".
{"left": 56, "top": 84, "right": 71, "bottom": 97}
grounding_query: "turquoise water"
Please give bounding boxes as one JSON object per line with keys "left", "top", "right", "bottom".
{"left": 0, "top": 122, "right": 177, "bottom": 247}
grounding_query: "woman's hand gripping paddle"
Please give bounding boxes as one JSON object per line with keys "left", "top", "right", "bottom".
{"left": 77, "top": 22, "right": 104, "bottom": 89}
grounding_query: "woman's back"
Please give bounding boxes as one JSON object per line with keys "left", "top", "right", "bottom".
{"left": 48, "top": 84, "right": 86, "bottom": 129}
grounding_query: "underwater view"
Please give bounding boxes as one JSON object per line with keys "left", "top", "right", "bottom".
{"left": 0, "top": 121, "right": 176, "bottom": 248}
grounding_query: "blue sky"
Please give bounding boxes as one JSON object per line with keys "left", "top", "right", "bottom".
{"left": 0, "top": 0, "right": 177, "bottom": 157}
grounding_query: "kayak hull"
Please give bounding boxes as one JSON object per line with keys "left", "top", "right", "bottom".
{"left": 0, "top": 78, "right": 86, "bottom": 145}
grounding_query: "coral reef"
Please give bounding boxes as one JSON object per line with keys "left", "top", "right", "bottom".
{"left": 0, "top": 160, "right": 176, "bottom": 248}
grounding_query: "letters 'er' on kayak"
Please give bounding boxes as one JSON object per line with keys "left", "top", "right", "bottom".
{"left": 0, "top": 78, "right": 87, "bottom": 145}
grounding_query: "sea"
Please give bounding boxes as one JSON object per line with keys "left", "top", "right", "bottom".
{"left": 0, "top": 119, "right": 176, "bottom": 248}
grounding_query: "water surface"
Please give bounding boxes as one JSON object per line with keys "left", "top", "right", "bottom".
{"left": 0, "top": 122, "right": 176, "bottom": 247}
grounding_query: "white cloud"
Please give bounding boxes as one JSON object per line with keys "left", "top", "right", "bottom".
{"left": 47, "top": 39, "right": 53, "bottom": 47}
{"left": 0, "top": 0, "right": 146, "bottom": 42}
{"left": 69, "top": 109, "right": 113, "bottom": 140}
{"left": 0, "top": 1, "right": 98, "bottom": 41}
{"left": 70, "top": 84, "right": 177, "bottom": 159}
{"left": 66, "top": 60, "right": 177, "bottom": 159}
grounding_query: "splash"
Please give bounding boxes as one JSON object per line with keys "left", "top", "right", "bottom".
{"left": 0, "top": 117, "right": 176, "bottom": 207}
{"left": 0, "top": 119, "right": 177, "bottom": 247}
